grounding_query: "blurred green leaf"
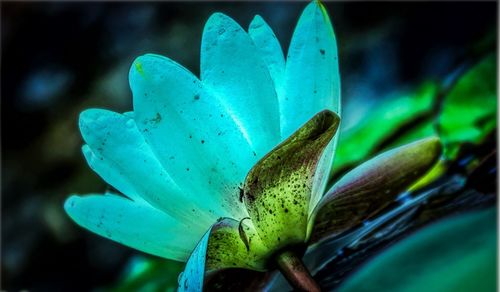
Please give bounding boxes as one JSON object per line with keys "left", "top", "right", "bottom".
{"left": 331, "top": 83, "right": 438, "bottom": 177}
{"left": 438, "top": 54, "right": 497, "bottom": 159}
{"left": 339, "top": 208, "right": 497, "bottom": 292}
{"left": 110, "top": 256, "right": 183, "bottom": 292}
{"left": 387, "top": 118, "right": 436, "bottom": 149}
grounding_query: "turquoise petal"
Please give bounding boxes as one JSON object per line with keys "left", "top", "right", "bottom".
{"left": 178, "top": 226, "right": 211, "bottom": 292}
{"left": 82, "top": 144, "right": 144, "bottom": 203}
{"left": 79, "top": 109, "right": 219, "bottom": 230}
{"left": 65, "top": 194, "right": 199, "bottom": 261}
{"left": 248, "top": 15, "right": 286, "bottom": 96}
{"left": 281, "top": 1, "right": 341, "bottom": 139}
{"left": 129, "top": 54, "right": 251, "bottom": 220}
{"left": 201, "top": 13, "right": 281, "bottom": 149}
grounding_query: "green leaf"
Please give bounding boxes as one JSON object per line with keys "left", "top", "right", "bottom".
{"left": 243, "top": 110, "right": 340, "bottom": 252}
{"left": 332, "top": 83, "right": 438, "bottom": 177}
{"left": 438, "top": 54, "right": 497, "bottom": 159}
{"left": 109, "top": 256, "right": 183, "bottom": 292}
{"left": 339, "top": 208, "right": 497, "bottom": 292}
{"left": 310, "top": 137, "right": 442, "bottom": 243}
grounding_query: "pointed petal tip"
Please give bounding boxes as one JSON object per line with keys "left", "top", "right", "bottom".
{"left": 203, "top": 12, "right": 246, "bottom": 44}
{"left": 204, "top": 12, "right": 237, "bottom": 31}
{"left": 206, "top": 12, "right": 231, "bottom": 23}
{"left": 305, "top": 0, "right": 325, "bottom": 13}
{"left": 249, "top": 15, "right": 265, "bottom": 30}
{"left": 420, "top": 136, "right": 441, "bottom": 147}
{"left": 297, "top": 0, "right": 334, "bottom": 39}
{"left": 407, "top": 136, "right": 443, "bottom": 160}
{"left": 309, "top": 0, "right": 329, "bottom": 14}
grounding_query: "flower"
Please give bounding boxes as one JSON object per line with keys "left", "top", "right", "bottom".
{"left": 65, "top": 1, "right": 340, "bottom": 263}
{"left": 64, "top": 2, "right": 442, "bottom": 287}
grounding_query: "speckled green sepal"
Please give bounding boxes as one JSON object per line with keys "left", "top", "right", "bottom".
{"left": 205, "top": 218, "right": 270, "bottom": 272}
{"left": 243, "top": 110, "right": 340, "bottom": 252}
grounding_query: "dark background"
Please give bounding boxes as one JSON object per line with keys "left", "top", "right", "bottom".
{"left": 1, "top": 1, "right": 496, "bottom": 291}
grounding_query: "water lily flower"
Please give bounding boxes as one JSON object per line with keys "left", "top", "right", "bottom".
{"left": 65, "top": 1, "right": 339, "bottom": 264}
{"left": 64, "top": 1, "right": 442, "bottom": 290}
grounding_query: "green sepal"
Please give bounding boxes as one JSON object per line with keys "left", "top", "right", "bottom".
{"left": 178, "top": 218, "right": 271, "bottom": 291}
{"left": 205, "top": 218, "right": 270, "bottom": 272}
{"left": 243, "top": 110, "right": 340, "bottom": 252}
{"left": 310, "top": 137, "right": 442, "bottom": 243}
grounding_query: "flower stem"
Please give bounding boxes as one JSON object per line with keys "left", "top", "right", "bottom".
{"left": 275, "top": 250, "right": 321, "bottom": 291}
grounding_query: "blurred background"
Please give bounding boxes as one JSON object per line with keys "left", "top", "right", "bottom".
{"left": 1, "top": 1, "right": 497, "bottom": 291}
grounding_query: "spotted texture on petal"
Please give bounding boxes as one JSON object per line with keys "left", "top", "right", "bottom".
{"left": 65, "top": 194, "right": 198, "bottom": 261}
{"left": 130, "top": 54, "right": 253, "bottom": 221}
{"left": 201, "top": 13, "right": 281, "bottom": 151}
{"left": 310, "top": 137, "right": 442, "bottom": 243}
{"left": 243, "top": 110, "right": 340, "bottom": 251}
{"left": 249, "top": 15, "right": 286, "bottom": 95}
{"left": 178, "top": 218, "right": 271, "bottom": 291}
{"left": 281, "top": 1, "right": 340, "bottom": 139}
{"left": 206, "top": 218, "right": 270, "bottom": 271}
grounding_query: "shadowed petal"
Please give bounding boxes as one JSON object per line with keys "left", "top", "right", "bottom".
{"left": 281, "top": 1, "right": 340, "bottom": 139}
{"left": 249, "top": 15, "right": 286, "bottom": 95}
{"left": 201, "top": 13, "right": 281, "bottom": 150}
{"left": 65, "top": 194, "right": 200, "bottom": 261}
{"left": 310, "top": 137, "right": 442, "bottom": 243}
{"left": 130, "top": 54, "right": 253, "bottom": 220}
